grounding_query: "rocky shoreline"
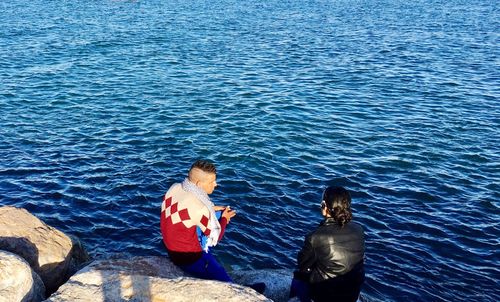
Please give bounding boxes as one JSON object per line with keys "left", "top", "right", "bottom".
{"left": 0, "top": 206, "right": 293, "bottom": 302}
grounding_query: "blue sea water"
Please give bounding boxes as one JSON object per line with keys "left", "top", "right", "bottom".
{"left": 0, "top": 0, "right": 499, "bottom": 300}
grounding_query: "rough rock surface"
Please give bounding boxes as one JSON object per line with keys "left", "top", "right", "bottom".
{"left": 231, "top": 269, "right": 294, "bottom": 302}
{"left": 81, "top": 254, "right": 188, "bottom": 278}
{"left": 0, "top": 206, "right": 90, "bottom": 294}
{"left": 45, "top": 256, "right": 271, "bottom": 302}
{"left": 0, "top": 250, "right": 45, "bottom": 302}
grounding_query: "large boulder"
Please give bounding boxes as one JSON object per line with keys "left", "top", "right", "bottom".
{"left": 0, "top": 206, "right": 90, "bottom": 295}
{"left": 66, "top": 254, "right": 188, "bottom": 279}
{"left": 231, "top": 269, "right": 293, "bottom": 302}
{"left": 44, "top": 256, "right": 271, "bottom": 302}
{"left": 0, "top": 250, "right": 45, "bottom": 302}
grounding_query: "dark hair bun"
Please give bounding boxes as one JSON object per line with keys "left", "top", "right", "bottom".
{"left": 323, "top": 186, "right": 353, "bottom": 227}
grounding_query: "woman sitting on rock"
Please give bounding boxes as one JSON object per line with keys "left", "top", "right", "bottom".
{"left": 290, "top": 186, "right": 365, "bottom": 302}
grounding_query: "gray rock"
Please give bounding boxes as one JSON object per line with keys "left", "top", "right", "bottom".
{"left": 231, "top": 269, "right": 294, "bottom": 302}
{"left": 0, "top": 206, "right": 90, "bottom": 295}
{"left": 0, "top": 250, "right": 45, "bottom": 302}
{"left": 45, "top": 256, "right": 271, "bottom": 302}
{"left": 77, "top": 255, "right": 188, "bottom": 279}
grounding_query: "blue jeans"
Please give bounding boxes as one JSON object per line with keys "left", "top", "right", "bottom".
{"left": 290, "top": 274, "right": 311, "bottom": 302}
{"left": 178, "top": 251, "right": 233, "bottom": 282}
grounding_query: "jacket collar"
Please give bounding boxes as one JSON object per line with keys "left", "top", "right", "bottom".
{"left": 320, "top": 217, "right": 337, "bottom": 226}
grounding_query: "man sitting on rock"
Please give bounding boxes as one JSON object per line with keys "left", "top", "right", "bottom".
{"left": 160, "top": 159, "right": 236, "bottom": 282}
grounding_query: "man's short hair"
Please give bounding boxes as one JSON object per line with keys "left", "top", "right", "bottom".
{"left": 190, "top": 159, "right": 216, "bottom": 174}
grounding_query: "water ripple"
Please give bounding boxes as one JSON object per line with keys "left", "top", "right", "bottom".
{"left": 1, "top": 0, "right": 499, "bottom": 301}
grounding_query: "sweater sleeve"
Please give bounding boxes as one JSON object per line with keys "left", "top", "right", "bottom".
{"left": 217, "top": 217, "right": 228, "bottom": 242}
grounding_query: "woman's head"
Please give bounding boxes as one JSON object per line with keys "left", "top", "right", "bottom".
{"left": 322, "top": 186, "right": 353, "bottom": 227}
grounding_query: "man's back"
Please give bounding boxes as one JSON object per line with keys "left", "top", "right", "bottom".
{"left": 160, "top": 183, "right": 212, "bottom": 257}
{"left": 159, "top": 160, "right": 237, "bottom": 283}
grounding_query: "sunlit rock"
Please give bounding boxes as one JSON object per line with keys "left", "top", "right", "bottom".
{"left": 0, "top": 206, "right": 90, "bottom": 295}
{"left": 69, "top": 255, "right": 188, "bottom": 279}
{"left": 231, "top": 269, "right": 293, "bottom": 302}
{"left": 45, "top": 256, "right": 271, "bottom": 302}
{"left": 0, "top": 250, "right": 45, "bottom": 302}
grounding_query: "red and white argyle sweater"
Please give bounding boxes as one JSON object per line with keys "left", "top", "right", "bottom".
{"left": 160, "top": 183, "right": 227, "bottom": 265}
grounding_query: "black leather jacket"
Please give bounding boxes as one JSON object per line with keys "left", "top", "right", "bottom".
{"left": 298, "top": 218, "right": 365, "bottom": 284}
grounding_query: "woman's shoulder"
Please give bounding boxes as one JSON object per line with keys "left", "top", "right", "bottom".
{"left": 322, "top": 220, "right": 364, "bottom": 236}
{"left": 344, "top": 221, "right": 364, "bottom": 234}
{"left": 348, "top": 220, "right": 364, "bottom": 229}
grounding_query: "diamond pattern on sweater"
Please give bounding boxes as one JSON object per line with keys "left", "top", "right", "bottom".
{"left": 170, "top": 202, "right": 178, "bottom": 214}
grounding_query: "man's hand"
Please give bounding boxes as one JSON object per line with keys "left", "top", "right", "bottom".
{"left": 221, "top": 206, "right": 236, "bottom": 223}
{"left": 213, "top": 205, "right": 226, "bottom": 211}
